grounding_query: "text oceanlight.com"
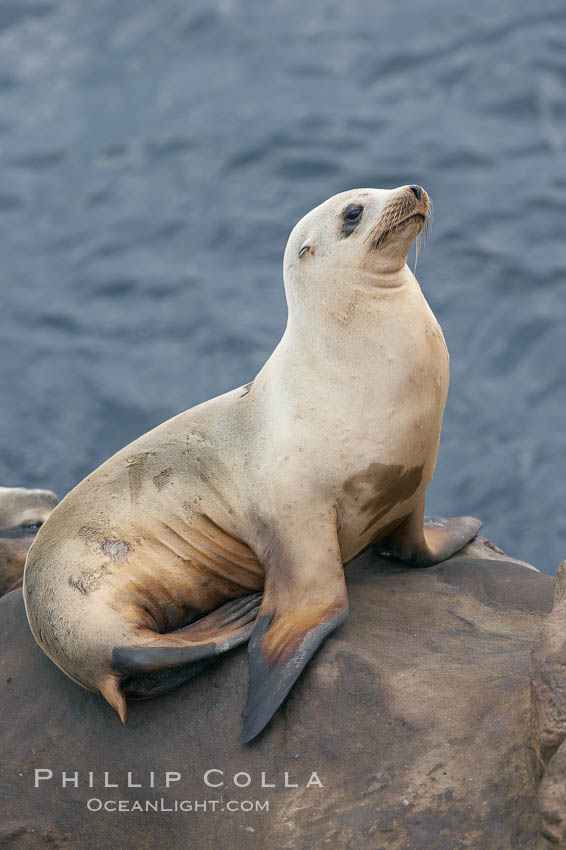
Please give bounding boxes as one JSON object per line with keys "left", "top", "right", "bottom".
{"left": 86, "top": 798, "right": 270, "bottom": 813}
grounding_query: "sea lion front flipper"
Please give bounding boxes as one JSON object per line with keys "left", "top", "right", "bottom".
{"left": 422, "top": 515, "right": 483, "bottom": 562}
{"left": 240, "top": 515, "right": 349, "bottom": 743}
{"left": 376, "top": 500, "right": 482, "bottom": 567}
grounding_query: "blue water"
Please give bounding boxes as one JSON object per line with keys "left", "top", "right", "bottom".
{"left": 0, "top": 0, "right": 565, "bottom": 572}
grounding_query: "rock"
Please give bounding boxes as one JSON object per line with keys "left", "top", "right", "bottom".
{"left": 0, "top": 540, "right": 556, "bottom": 849}
{"left": 530, "top": 560, "right": 566, "bottom": 846}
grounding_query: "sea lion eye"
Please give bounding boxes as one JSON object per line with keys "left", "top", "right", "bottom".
{"left": 341, "top": 204, "right": 364, "bottom": 238}
{"left": 0, "top": 520, "right": 44, "bottom": 539}
{"left": 21, "top": 521, "right": 43, "bottom": 535}
{"left": 344, "top": 204, "right": 363, "bottom": 222}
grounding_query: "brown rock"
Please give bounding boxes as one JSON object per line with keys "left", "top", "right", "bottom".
{"left": 0, "top": 541, "right": 557, "bottom": 849}
{"left": 530, "top": 561, "right": 566, "bottom": 845}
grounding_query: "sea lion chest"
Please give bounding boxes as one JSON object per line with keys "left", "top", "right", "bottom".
{"left": 324, "top": 300, "right": 449, "bottom": 559}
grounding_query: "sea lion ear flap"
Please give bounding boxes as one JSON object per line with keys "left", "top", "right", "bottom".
{"left": 240, "top": 519, "right": 349, "bottom": 743}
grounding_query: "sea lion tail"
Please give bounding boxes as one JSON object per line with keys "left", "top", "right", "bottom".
{"left": 99, "top": 674, "right": 128, "bottom": 724}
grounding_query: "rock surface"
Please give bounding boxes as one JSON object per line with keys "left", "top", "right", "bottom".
{"left": 0, "top": 541, "right": 557, "bottom": 849}
{"left": 531, "top": 560, "right": 566, "bottom": 846}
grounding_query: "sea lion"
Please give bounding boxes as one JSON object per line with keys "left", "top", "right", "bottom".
{"left": 23, "top": 185, "right": 482, "bottom": 743}
{"left": 0, "top": 486, "right": 58, "bottom": 597}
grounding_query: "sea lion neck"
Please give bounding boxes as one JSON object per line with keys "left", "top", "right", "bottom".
{"left": 281, "top": 264, "right": 420, "bottom": 368}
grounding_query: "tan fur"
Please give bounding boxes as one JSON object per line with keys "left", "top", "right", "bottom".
{"left": 23, "top": 186, "right": 478, "bottom": 721}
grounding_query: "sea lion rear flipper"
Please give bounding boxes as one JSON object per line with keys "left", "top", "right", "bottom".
{"left": 104, "top": 593, "right": 262, "bottom": 720}
{"left": 112, "top": 593, "right": 262, "bottom": 675}
{"left": 240, "top": 517, "right": 349, "bottom": 743}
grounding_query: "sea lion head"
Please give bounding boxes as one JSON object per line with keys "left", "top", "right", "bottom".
{"left": 284, "top": 186, "right": 431, "bottom": 302}
{"left": 0, "top": 487, "right": 58, "bottom": 597}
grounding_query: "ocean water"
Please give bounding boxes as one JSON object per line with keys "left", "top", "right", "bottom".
{"left": 0, "top": 0, "right": 564, "bottom": 573}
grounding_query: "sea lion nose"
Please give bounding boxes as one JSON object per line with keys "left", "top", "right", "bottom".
{"left": 409, "top": 185, "right": 423, "bottom": 201}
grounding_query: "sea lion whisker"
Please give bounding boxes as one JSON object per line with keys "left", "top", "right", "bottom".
{"left": 414, "top": 203, "right": 433, "bottom": 271}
